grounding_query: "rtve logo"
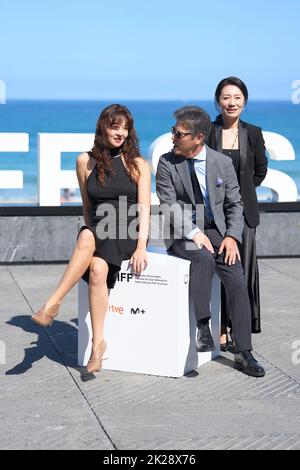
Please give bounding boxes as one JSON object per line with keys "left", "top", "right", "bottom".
{"left": 108, "top": 305, "right": 124, "bottom": 314}
{"left": 117, "top": 272, "right": 134, "bottom": 282}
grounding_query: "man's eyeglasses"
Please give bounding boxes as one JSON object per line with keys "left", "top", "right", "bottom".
{"left": 171, "top": 126, "right": 192, "bottom": 139}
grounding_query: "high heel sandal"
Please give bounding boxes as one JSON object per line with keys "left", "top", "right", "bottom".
{"left": 220, "top": 333, "right": 228, "bottom": 352}
{"left": 87, "top": 340, "right": 107, "bottom": 373}
{"left": 31, "top": 302, "right": 61, "bottom": 327}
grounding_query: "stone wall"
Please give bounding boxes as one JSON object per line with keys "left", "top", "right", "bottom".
{"left": 0, "top": 211, "right": 299, "bottom": 262}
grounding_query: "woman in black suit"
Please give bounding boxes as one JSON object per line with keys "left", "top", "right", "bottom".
{"left": 207, "top": 76, "right": 268, "bottom": 349}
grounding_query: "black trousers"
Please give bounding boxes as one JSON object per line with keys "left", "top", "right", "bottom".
{"left": 168, "top": 228, "right": 252, "bottom": 353}
{"left": 221, "top": 222, "right": 261, "bottom": 333}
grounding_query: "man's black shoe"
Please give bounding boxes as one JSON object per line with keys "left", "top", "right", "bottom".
{"left": 234, "top": 350, "right": 265, "bottom": 377}
{"left": 196, "top": 323, "right": 215, "bottom": 352}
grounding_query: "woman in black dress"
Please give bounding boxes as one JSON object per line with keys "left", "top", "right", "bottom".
{"left": 207, "top": 77, "right": 268, "bottom": 349}
{"left": 32, "top": 104, "right": 151, "bottom": 372}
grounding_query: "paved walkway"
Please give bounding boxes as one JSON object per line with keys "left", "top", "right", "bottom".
{"left": 0, "top": 258, "right": 299, "bottom": 450}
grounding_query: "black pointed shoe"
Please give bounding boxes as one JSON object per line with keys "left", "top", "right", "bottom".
{"left": 220, "top": 342, "right": 228, "bottom": 352}
{"left": 196, "top": 323, "right": 215, "bottom": 352}
{"left": 234, "top": 350, "right": 265, "bottom": 377}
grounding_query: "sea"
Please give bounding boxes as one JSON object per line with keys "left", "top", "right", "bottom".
{"left": 0, "top": 100, "right": 299, "bottom": 204}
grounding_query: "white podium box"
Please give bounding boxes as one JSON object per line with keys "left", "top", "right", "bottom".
{"left": 78, "top": 251, "right": 220, "bottom": 377}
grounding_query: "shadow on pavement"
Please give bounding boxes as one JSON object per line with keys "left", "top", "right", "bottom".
{"left": 5, "top": 315, "right": 96, "bottom": 382}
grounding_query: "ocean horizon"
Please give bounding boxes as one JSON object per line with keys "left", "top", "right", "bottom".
{"left": 0, "top": 99, "right": 299, "bottom": 204}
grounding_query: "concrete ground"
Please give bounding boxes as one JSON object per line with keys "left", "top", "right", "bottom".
{"left": 0, "top": 258, "right": 299, "bottom": 450}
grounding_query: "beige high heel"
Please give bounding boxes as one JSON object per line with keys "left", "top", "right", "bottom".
{"left": 220, "top": 333, "right": 228, "bottom": 352}
{"left": 87, "top": 340, "right": 107, "bottom": 373}
{"left": 31, "top": 302, "right": 61, "bottom": 327}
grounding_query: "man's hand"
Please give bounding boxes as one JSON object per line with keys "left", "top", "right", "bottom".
{"left": 192, "top": 232, "right": 214, "bottom": 253}
{"left": 218, "top": 236, "right": 241, "bottom": 265}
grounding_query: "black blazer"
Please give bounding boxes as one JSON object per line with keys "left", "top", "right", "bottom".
{"left": 207, "top": 116, "right": 268, "bottom": 228}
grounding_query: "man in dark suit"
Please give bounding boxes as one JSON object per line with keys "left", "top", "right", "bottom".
{"left": 156, "top": 105, "right": 265, "bottom": 377}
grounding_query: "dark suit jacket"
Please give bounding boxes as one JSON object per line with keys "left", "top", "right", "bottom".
{"left": 207, "top": 116, "right": 268, "bottom": 228}
{"left": 156, "top": 146, "right": 244, "bottom": 249}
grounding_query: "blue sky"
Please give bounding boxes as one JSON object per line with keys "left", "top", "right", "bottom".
{"left": 0, "top": 0, "right": 299, "bottom": 100}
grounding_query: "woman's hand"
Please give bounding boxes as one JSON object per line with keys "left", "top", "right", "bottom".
{"left": 129, "top": 248, "right": 148, "bottom": 274}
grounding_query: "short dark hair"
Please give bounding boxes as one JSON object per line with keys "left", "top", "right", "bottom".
{"left": 214, "top": 76, "right": 248, "bottom": 105}
{"left": 174, "top": 106, "right": 211, "bottom": 137}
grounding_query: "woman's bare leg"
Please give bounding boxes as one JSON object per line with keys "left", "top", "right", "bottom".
{"left": 88, "top": 257, "right": 109, "bottom": 349}
{"left": 44, "top": 229, "right": 96, "bottom": 308}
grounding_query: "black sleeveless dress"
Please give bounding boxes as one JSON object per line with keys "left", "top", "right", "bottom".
{"left": 79, "top": 154, "right": 138, "bottom": 288}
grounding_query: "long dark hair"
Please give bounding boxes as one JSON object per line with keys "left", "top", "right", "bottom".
{"left": 90, "top": 104, "right": 140, "bottom": 184}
